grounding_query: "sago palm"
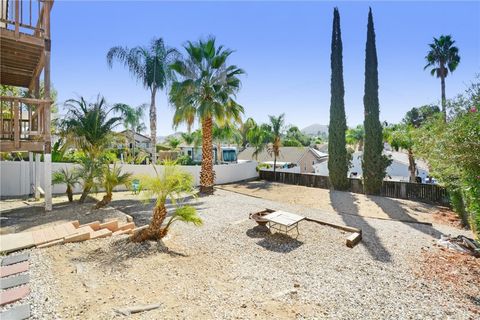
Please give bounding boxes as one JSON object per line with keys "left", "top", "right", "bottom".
{"left": 62, "top": 96, "right": 122, "bottom": 202}
{"left": 424, "top": 35, "right": 460, "bottom": 121}
{"left": 170, "top": 37, "right": 245, "bottom": 194}
{"left": 132, "top": 162, "right": 202, "bottom": 242}
{"left": 95, "top": 163, "right": 132, "bottom": 209}
{"left": 52, "top": 168, "right": 81, "bottom": 202}
{"left": 107, "top": 38, "right": 178, "bottom": 163}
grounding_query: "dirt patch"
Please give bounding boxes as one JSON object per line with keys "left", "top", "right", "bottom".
{"left": 0, "top": 195, "right": 129, "bottom": 234}
{"left": 219, "top": 181, "right": 450, "bottom": 225}
{"left": 430, "top": 207, "right": 464, "bottom": 229}
{"left": 415, "top": 248, "right": 480, "bottom": 315}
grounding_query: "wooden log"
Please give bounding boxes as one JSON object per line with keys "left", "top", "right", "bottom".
{"left": 346, "top": 232, "right": 362, "bottom": 248}
{"left": 113, "top": 303, "right": 161, "bottom": 316}
{"left": 305, "top": 217, "right": 361, "bottom": 234}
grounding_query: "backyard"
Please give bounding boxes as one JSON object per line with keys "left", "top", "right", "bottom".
{"left": 1, "top": 185, "right": 478, "bottom": 319}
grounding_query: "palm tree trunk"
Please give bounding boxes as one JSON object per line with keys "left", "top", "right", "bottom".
{"left": 407, "top": 149, "right": 416, "bottom": 183}
{"left": 132, "top": 203, "right": 168, "bottom": 242}
{"left": 440, "top": 73, "right": 447, "bottom": 122}
{"left": 131, "top": 130, "right": 136, "bottom": 164}
{"left": 358, "top": 139, "right": 364, "bottom": 152}
{"left": 200, "top": 116, "right": 215, "bottom": 195}
{"left": 150, "top": 88, "right": 157, "bottom": 164}
{"left": 79, "top": 186, "right": 91, "bottom": 203}
{"left": 66, "top": 185, "right": 73, "bottom": 202}
{"left": 273, "top": 153, "right": 277, "bottom": 182}
{"left": 95, "top": 192, "right": 112, "bottom": 209}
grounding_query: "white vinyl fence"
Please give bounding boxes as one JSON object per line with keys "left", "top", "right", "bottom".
{"left": 0, "top": 160, "right": 258, "bottom": 197}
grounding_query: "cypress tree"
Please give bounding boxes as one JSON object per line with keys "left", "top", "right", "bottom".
{"left": 362, "top": 8, "right": 390, "bottom": 194}
{"left": 328, "top": 7, "right": 349, "bottom": 190}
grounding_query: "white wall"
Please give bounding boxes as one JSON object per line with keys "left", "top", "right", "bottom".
{"left": 0, "top": 160, "right": 258, "bottom": 197}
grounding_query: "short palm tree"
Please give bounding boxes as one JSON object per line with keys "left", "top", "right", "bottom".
{"left": 113, "top": 103, "right": 147, "bottom": 162}
{"left": 95, "top": 163, "right": 132, "bottom": 209}
{"left": 170, "top": 37, "right": 245, "bottom": 194}
{"left": 267, "top": 114, "right": 285, "bottom": 179}
{"left": 52, "top": 168, "right": 81, "bottom": 202}
{"left": 107, "top": 38, "right": 178, "bottom": 163}
{"left": 238, "top": 117, "right": 256, "bottom": 151}
{"left": 212, "top": 122, "right": 240, "bottom": 163}
{"left": 132, "top": 163, "right": 203, "bottom": 242}
{"left": 424, "top": 35, "right": 460, "bottom": 121}
{"left": 62, "top": 96, "right": 122, "bottom": 203}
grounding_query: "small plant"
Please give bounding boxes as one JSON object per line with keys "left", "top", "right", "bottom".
{"left": 256, "top": 163, "right": 271, "bottom": 172}
{"left": 95, "top": 163, "right": 132, "bottom": 209}
{"left": 52, "top": 168, "right": 81, "bottom": 202}
{"left": 132, "top": 162, "right": 202, "bottom": 242}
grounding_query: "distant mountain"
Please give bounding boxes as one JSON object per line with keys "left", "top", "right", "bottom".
{"left": 301, "top": 124, "right": 329, "bottom": 136}
{"left": 157, "top": 132, "right": 183, "bottom": 143}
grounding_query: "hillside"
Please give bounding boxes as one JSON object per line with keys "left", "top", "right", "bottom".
{"left": 301, "top": 124, "right": 329, "bottom": 136}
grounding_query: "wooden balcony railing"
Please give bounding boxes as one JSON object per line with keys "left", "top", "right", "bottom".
{"left": 0, "top": 96, "right": 51, "bottom": 151}
{"left": 0, "top": 0, "right": 50, "bottom": 37}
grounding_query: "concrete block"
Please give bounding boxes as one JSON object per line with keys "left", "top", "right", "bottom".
{"left": 0, "top": 286, "right": 30, "bottom": 306}
{"left": 64, "top": 230, "right": 90, "bottom": 243}
{"left": 0, "top": 262, "right": 29, "bottom": 278}
{"left": 99, "top": 220, "right": 119, "bottom": 232}
{"left": 118, "top": 222, "right": 135, "bottom": 231}
{"left": 36, "top": 239, "right": 64, "bottom": 249}
{"left": 0, "top": 304, "right": 31, "bottom": 320}
{"left": 90, "top": 229, "right": 112, "bottom": 239}
{"left": 1, "top": 253, "right": 29, "bottom": 266}
{"left": 78, "top": 221, "right": 100, "bottom": 231}
{"left": 0, "top": 274, "right": 30, "bottom": 290}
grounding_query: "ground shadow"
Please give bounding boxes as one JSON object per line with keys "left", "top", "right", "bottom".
{"left": 369, "top": 195, "right": 443, "bottom": 239}
{"left": 74, "top": 236, "right": 187, "bottom": 270}
{"left": 329, "top": 190, "right": 392, "bottom": 263}
{"left": 256, "top": 233, "right": 304, "bottom": 253}
{"left": 226, "top": 180, "right": 275, "bottom": 192}
{"left": 246, "top": 225, "right": 271, "bottom": 238}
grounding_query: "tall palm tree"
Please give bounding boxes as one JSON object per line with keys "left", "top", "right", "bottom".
{"left": 170, "top": 37, "right": 245, "bottom": 194}
{"left": 113, "top": 103, "right": 147, "bottom": 162}
{"left": 62, "top": 96, "right": 122, "bottom": 203}
{"left": 132, "top": 163, "right": 203, "bottom": 242}
{"left": 267, "top": 114, "right": 285, "bottom": 180}
{"left": 107, "top": 38, "right": 178, "bottom": 163}
{"left": 424, "top": 35, "right": 461, "bottom": 121}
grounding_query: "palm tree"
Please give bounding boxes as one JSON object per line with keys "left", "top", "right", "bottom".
{"left": 212, "top": 122, "right": 241, "bottom": 163}
{"left": 52, "top": 168, "right": 81, "bottom": 202}
{"left": 95, "top": 163, "right": 132, "bottom": 209}
{"left": 132, "top": 163, "right": 203, "bottom": 242}
{"left": 247, "top": 123, "right": 270, "bottom": 160}
{"left": 238, "top": 117, "right": 256, "bottom": 151}
{"left": 107, "top": 38, "right": 178, "bottom": 163}
{"left": 113, "top": 103, "right": 147, "bottom": 162}
{"left": 62, "top": 96, "right": 122, "bottom": 203}
{"left": 170, "top": 37, "right": 245, "bottom": 194}
{"left": 167, "top": 137, "right": 182, "bottom": 150}
{"left": 346, "top": 125, "right": 365, "bottom": 151}
{"left": 384, "top": 124, "right": 416, "bottom": 182}
{"left": 267, "top": 114, "right": 285, "bottom": 180}
{"left": 424, "top": 35, "right": 461, "bottom": 121}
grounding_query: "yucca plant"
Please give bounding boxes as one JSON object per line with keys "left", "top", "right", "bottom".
{"left": 132, "top": 162, "right": 202, "bottom": 242}
{"left": 52, "top": 168, "right": 81, "bottom": 202}
{"left": 95, "top": 163, "right": 132, "bottom": 209}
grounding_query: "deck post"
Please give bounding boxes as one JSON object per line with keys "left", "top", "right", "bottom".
{"left": 29, "top": 152, "right": 34, "bottom": 196}
{"left": 43, "top": 0, "right": 52, "bottom": 211}
{"left": 35, "top": 153, "right": 41, "bottom": 200}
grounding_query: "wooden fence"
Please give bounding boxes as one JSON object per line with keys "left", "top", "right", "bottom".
{"left": 259, "top": 170, "right": 450, "bottom": 206}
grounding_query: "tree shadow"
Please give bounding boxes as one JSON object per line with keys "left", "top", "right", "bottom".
{"left": 329, "top": 190, "right": 392, "bottom": 263}
{"left": 368, "top": 195, "right": 443, "bottom": 239}
{"left": 256, "top": 233, "right": 304, "bottom": 253}
{"left": 74, "top": 237, "right": 188, "bottom": 270}
{"left": 226, "top": 180, "right": 274, "bottom": 192}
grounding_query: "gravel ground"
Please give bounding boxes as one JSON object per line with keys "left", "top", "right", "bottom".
{"left": 17, "top": 189, "right": 479, "bottom": 319}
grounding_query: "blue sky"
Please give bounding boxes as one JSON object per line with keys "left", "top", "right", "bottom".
{"left": 51, "top": 1, "right": 480, "bottom": 135}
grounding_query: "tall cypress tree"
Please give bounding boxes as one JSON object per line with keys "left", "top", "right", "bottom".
{"left": 328, "top": 7, "right": 349, "bottom": 190}
{"left": 362, "top": 8, "right": 390, "bottom": 194}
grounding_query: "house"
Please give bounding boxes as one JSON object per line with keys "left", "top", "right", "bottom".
{"left": 313, "top": 150, "right": 429, "bottom": 182}
{"left": 238, "top": 147, "right": 327, "bottom": 173}
{"left": 119, "top": 130, "right": 152, "bottom": 151}
{"left": 179, "top": 144, "right": 238, "bottom": 164}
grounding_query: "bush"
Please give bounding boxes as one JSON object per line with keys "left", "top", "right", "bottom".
{"left": 256, "top": 163, "right": 271, "bottom": 172}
